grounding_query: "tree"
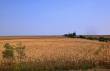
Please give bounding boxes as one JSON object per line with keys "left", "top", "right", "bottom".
{"left": 64, "top": 32, "right": 76, "bottom": 38}
{"left": 72, "top": 32, "right": 76, "bottom": 37}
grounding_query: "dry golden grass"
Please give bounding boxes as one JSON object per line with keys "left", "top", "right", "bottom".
{"left": 0, "top": 36, "right": 110, "bottom": 70}
{"left": 0, "top": 37, "right": 109, "bottom": 60}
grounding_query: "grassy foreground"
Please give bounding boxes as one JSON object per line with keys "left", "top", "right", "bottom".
{"left": 0, "top": 37, "right": 110, "bottom": 71}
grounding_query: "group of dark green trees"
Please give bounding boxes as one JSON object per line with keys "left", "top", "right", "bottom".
{"left": 64, "top": 32, "right": 110, "bottom": 42}
{"left": 64, "top": 32, "right": 76, "bottom": 38}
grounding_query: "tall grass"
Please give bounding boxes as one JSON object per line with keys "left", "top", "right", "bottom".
{"left": 0, "top": 43, "right": 110, "bottom": 71}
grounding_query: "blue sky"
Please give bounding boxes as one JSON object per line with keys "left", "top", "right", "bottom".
{"left": 0, "top": 0, "right": 110, "bottom": 35}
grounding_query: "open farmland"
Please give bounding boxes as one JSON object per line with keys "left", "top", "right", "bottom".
{"left": 0, "top": 36, "right": 110, "bottom": 71}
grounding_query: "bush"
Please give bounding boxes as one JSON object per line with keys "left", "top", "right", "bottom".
{"left": 98, "top": 37, "right": 110, "bottom": 42}
{"left": 2, "top": 43, "right": 14, "bottom": 59}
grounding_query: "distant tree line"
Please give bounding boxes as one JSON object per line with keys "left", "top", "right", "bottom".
{"left": 64, "top": 32, "right": 110, "bottom": 42}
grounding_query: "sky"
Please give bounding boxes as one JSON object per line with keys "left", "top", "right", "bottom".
{"left": 0, "top": 0, "right": 110, "bottom": 36}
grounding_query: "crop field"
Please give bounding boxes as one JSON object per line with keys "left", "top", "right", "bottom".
{"left": 0, "top": 36, "right": 110, "bottom": 71}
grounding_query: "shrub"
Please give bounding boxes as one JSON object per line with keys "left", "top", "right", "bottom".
{"left": 2, "top": 43, "right": 14, "bottom": 59}
{"left": 98, "top": 37, "right": 108, "bottom": 42}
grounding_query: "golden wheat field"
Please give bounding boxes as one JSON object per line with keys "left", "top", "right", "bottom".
{"left": 0, "top": 36, "right": 110, "bottom": 71}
